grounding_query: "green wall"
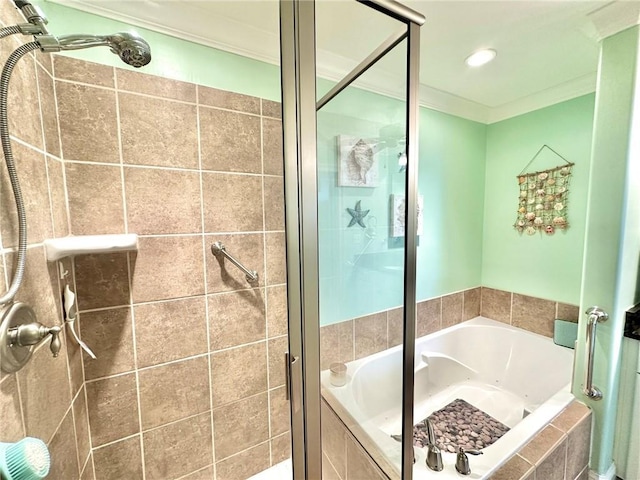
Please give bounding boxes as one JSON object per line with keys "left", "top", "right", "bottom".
{"left": 482, "top": 94, "right": 595, "bottom": 305}
{"left": 39, "top": 1, "right": 282, "bottom": 101}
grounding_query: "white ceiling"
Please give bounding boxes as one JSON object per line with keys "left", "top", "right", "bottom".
{"left": 48, "top": 0, "right": 627, "bottom": 123}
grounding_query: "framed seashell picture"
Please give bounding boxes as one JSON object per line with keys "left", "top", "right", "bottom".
{"left": 514, "top": 145, "right": 573, "bottom": 236}
{"left": 337, "top": 135, "right": 380, "bottom": 187}
{"left": 391, "top": 194, "right": 424, "bottom": 237}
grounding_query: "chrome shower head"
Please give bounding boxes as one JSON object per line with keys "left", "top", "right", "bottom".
{"left": 55, "top": 32, "right": 151, "bottom": 67}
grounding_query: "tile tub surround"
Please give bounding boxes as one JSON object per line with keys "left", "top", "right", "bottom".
{"left": 51, "top": 55, "right": 288, "bottom": 479}
{"left": 0, "top": 2, "right": 91, "bottom": 480}
{"left": 322, "top": 399, "right": 591, "bottom": 480}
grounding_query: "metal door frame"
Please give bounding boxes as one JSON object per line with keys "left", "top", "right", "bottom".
{"left": 280, "top": 2, "right": 424, "bottom": 478}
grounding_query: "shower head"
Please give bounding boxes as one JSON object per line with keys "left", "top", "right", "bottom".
{"left": 54, "top": 32, "right": 151, "bottom": 67}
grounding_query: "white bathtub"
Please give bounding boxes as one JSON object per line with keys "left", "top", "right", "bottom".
{"left": 321, "top": 317, "right": 575, "bottom": 479}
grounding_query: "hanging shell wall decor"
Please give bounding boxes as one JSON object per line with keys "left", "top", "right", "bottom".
{"left": 514, "top": 164, "right": 572, "bottom": 235}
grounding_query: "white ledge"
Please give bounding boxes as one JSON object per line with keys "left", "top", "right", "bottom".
{"left": 43, "top": 234, "right": 139, "bottom": 261}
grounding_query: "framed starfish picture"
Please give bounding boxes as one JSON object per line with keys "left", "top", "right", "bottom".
{"left": 337, "top": 135, "right": 379, "bottom": 187}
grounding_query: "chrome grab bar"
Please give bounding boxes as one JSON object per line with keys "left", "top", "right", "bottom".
{"left": 583, "top": 306, "right": 608, "bottom": 400}
{"left": 210, "top": 242, "right": 258, "bottom": 282}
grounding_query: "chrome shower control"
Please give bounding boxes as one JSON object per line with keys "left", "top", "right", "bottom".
{"left": 455, "top": 447, "right": 483, "bottom": 475}
{"left": 0, "top": 302, "right": 61, "bottom": 373}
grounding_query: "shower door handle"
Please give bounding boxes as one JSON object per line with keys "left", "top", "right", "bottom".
{"left": 583, "top": 306, "right": 608, "bottom": 400}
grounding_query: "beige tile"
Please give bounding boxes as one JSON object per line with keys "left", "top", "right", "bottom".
{"left": 268, "top": 335, "right": 288, "bottom": 389}
{"left": 73, "top": 387, "right": 91, "bottom": 468}
{"left": 558, "top": 302, "right": 580, "bottom": 322}
{"left": 36, "top": 51, "right": 54, "bottom": 75}
{"left": 55, "top": 56, "right": 114, "bottom": 87}
{"left": 80, "top": 307, "right": 134, "bottom": 380}
{"left": 551, "top": 401, "right": 591, "bottom": 433}
{"left": 267, "top": 285, "right": 288, "bottom": 338}
{"left": 322, "top": 402, "right": 346, "bottom": 479}
{"left": 180, "top": 465, "right": 214, "bottom": 479}
{"left": 75, "top": 253, "right": 130, "bottom": 310}
{"left": 211, "top": 342, "right": 267, "bottom": 407}
{"left": 202, "top": 172, "right": 263, "bottom": 231}
{"left": 354, "top": 313, "right": 387, "bottom": 359}
{"left": 131, "top": 236, "right": 204, "bottom": 303}
{"left": 80, "top": 456, "right": 95, "bottom": 480}
{"left": 212, "top": 393, "right": 269, "bottom": 459}
{"left": 143, "top": 412, "right": 213, "bottom": 480}
{"left": 199, "top": 85, "right": 260, "bottom": 114}
{"left": 0, "top": 143, "right": 52, "bottom": 247}
{"left": 489, "top": 454, "right": 534, "bottom": 480}
{"left": 269, "top": 386, "right": 290, "bottom": 436}
{"left": 85, "top": 373, "right": 139, "bottom": 447}
{"left": 271, "top": 432, "right": 291, "bottom": 465}
{"left": 536, "top": 437, "right": 567, "bottom": 480}
{"left": 442, "top": 292, "right": 463, "bottom": 328}
{"left": 138, "top": 356, "right": 210, "bottom": 429}
{"left": 512, "top": 293, "right": 556, "bottom": 337}
{"left": 519, "top": 425, "right": 565, "bottom": 465}
{"left": 65, "top": 162, "right": 125, "bottom": 235}
{"left": 480, "top": 287, "right": 511, "bottom": 324}
{"left": 200, "top": 107, "right": 261, "bottom": 173}
{"left": 8, "top": 53, "right": 42, "bottom": 149}
{"left": 64, "top": 272, "right": 84, "bottom": 395}
{"left": 120, "top": 93, "right": 199, "bottom": 169}
{"left": 263, "top": 117, "right": 283, "bottom": 176}
{"left": 323, "top": 453, "right": 341, "bottom": 480}
{"left": 215, "top": 442, "right": 270, "bottom": 480}
{"left": 56, "top": 81, "right": 119, "bottom": 163}
{"left": 206, "top": 233, "right": 264, "bottom": 293}
{"left": 346, "top": 435, "right": 386, "bottom": 480}
{"left": 117, "top": 68, "right": 196, "bottom": 102}
{"left": 18, "top": 335, "right": 71, "bottom": 443}
{"left": 47, "top": 158, "right": 69, "bottom": 237}
{"left": 387, "top": 308, "right": 403, "bottom": 348}
{"left": 124, "top": 166, "right": 201, "bottom": 234}
{"left": 135, "top": 297, "right": 208, "bottom": 368}
{"left": 575, "top": 466, "right": 589, "bottom": 480}
{"left": 261, "top": 99, "right": 282, "bottom": 119}
{"left": 37, "top": 65, "right": 61, "bottom": 157}
{"left": 0, "top": 374, "right": 25, "bottom": 442}
{"left": 320, "top": 320, "right": 354, "bottom": 371}
{"left": 47, "top": 410, "right": 80, "bottom": 480}
{"left": 565, "top": 413, "right": 592, "bottom": 479}
{"left": 463, "top": 287, "right": 481, "bottom": 321}
{"left": 264, "top": 176, "right": 285, "bottom": 231}
{"left": 93, "top": 435, "right": 143, "bottom": 480}
{"left": 417, "top": 298, "right": 441, "bottom": 337}
{"left": 265, "top": 232, "right": 286, "bottom": 286}
{"left": 208, "top": 289, "right": 266, "bottom": 350}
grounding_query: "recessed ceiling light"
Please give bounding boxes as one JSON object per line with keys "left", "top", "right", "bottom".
{"left": 465, "top": 49, "right": 497, "bottom": 67}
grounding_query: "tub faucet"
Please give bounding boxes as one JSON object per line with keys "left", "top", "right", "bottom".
{"left": 455, "top": 447, "right": 483, "bottom": 475}
{"left": 425, "top": 419, "right": 443, "bottom": 472}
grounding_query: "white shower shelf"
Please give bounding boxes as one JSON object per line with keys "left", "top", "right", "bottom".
{"left": 43, "top": 234, "right": 139, "bottom": 261}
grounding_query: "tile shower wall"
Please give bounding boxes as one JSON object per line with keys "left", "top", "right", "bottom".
{"left": 52, "top": 56, "right": 288, "bottom": 479}
{"left": 0, "top": 3, "right": 91, "bottom": 480}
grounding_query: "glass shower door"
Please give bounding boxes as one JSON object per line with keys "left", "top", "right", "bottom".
{"left": 280, "top": 1, "right": 424, "bottom": 478}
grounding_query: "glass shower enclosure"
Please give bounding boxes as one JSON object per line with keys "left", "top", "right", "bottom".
{"left": 280, "top": 1, "right": 424, "bottom": 478}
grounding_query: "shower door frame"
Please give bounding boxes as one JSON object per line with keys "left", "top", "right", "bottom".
{"left": 280, "top": 1, "right": 425, "bottom": 478}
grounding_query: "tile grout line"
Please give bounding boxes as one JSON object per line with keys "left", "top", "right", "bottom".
{"left": 115, "top": 66, "right": 147, "bottom": 480}
{"left": 196, "top": 83, "right": 218, "bottom": 480}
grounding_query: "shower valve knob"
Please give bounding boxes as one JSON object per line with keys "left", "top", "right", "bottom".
{"left": 8, "top": 323, "right": 62, "bottom": 357}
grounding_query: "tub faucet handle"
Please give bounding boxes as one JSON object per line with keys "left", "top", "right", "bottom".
{"left": 8, "top": 322, "right": 62, "bottom": 357}
{"left": 455, "top": 447, "right": 483, "bottom": 476}
{"left": 425, "top": 419, "right": 443, "bottom": 472}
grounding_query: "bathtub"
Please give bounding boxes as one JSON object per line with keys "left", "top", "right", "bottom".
{"left": 321, "top": 317, "right": 575, "bottom": 479}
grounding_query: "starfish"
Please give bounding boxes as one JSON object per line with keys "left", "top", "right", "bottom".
{"left": 346, "top": 200, "right": 369, "bottom": 228}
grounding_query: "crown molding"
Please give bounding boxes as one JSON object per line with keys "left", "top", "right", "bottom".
{"left": 487, "top": 73, "right": 597, "bottom": 124}
{"left": 45, "top": 0, "right": 595, "bottom": 125}
{"left": 587, "top": 1, "right": 640, "bottom": 41}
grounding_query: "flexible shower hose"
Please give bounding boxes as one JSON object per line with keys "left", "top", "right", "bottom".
{"left": 0, "top": 41, "right": 40, "bottom": 305}
{"left": 0, "top": 26, "right": 22, "bottom": 39}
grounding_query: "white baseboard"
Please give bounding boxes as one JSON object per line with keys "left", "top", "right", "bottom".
{"left": 589, "top": 463, "right": 616, "bottom": 480}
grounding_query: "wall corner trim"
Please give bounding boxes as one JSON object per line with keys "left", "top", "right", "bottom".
{"left": 588, "top": 2, "right": 640, "bottom": 42}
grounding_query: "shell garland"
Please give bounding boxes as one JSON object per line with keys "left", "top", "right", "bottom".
{"left": 514, "top": 164, "right": 572, "bottom": 235}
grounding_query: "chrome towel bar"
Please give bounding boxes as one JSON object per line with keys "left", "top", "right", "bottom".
{"left": 583, "top": 306, "right": 608, "bottom": 400}
{"left": 210, "top": 242, "right": 258, "bottom": 283}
